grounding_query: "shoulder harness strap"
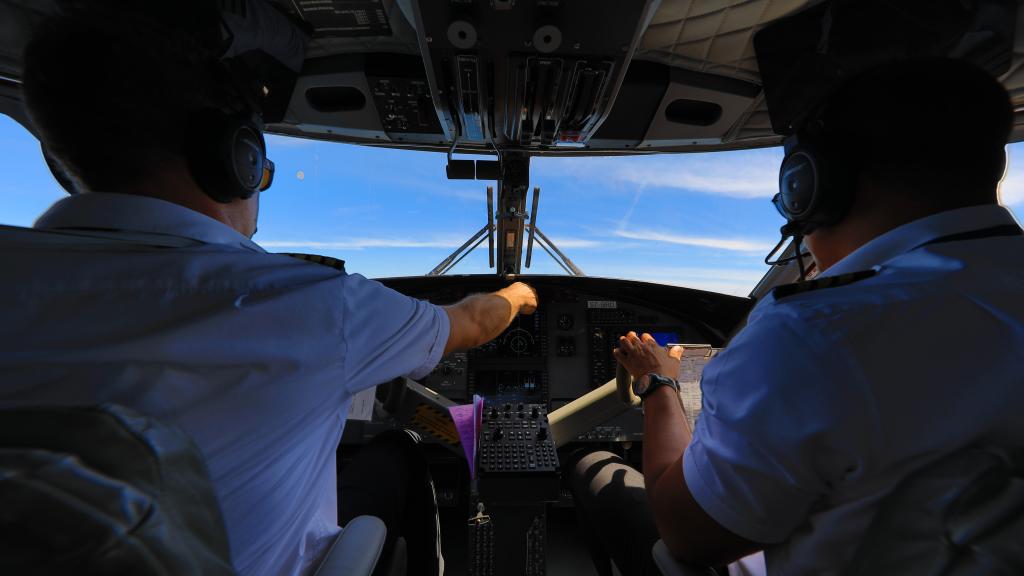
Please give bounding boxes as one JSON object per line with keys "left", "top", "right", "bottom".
{"left": 281, "top": 252, "right": 347, "bottom": 273}
{"left": 772, "top": 268, "right": 878, "bottom": 301}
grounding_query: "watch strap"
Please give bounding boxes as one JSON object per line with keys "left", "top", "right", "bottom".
{"left": 638, "top": 373, "right": 679, "bottom": 400}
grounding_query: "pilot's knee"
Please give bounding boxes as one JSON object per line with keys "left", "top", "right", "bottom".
{"left": 569, "top": 449, "right": 621, "bottom": 497}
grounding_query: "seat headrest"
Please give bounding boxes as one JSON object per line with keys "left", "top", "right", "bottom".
{"left": 849, "top": 446, "right": 1024, "bottom": 576}
{"left": 0, "top": 404, "right": 236, "bottom": 576}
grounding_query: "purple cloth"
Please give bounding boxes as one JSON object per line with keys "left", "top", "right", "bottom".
{"left": 448, "top": 394, "right": 484, "bottom": 478}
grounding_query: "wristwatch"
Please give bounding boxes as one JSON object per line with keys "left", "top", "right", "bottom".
{"left": 632, "top": 373, "right": 680, "bottom": 401}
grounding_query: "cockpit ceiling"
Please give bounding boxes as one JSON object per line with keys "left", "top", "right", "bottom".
{"left": 2, "top": 0, "right": 1024, "bottom": 154}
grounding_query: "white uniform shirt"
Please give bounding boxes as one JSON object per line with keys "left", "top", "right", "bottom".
{"left": 684, "top": 204, "right": 1024, "bottom": 574}
{"left": 0, "top": 193, "right": 450, "bottom": 576}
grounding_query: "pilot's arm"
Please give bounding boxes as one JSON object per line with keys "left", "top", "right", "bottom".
{"left": 340, "top": 276, "right": 537, "bottom": 393}
{"left": 616, "top": 311, "right": 871, "bottom": 566}
{"left": 444, "top": 281, "right": 538, "bottom": 355}
{"left": 616, "top": 333, "right": 760, "bottom": 565}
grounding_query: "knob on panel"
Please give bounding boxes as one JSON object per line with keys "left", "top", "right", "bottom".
{"left": 532, "top": 24, "right": 562, "bottom": 53}
{"left": 448, "top": 20, "right": 478, "bottom": 49}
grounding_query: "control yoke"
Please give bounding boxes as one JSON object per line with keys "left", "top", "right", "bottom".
{"left": 380, "top": 345, "right": 705, "bottom": 451}
{"left": 377, "top": 368, "right": 640, "bottom": 452}
{"left": 547, "top": 364, "right": 638, "bottom": 448}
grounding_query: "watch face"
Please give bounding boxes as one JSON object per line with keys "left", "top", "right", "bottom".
{"left": 632, "top": 376, "right": 649, "bottom": 397}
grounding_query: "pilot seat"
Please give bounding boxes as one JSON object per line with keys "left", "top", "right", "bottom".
{"left": 0, "top": 404, "right": 397, "bottom": 576}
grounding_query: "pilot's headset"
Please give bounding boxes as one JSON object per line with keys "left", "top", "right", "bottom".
{"left": 183, "top": 1, "right": 286, "bottom": 204}
{"left": 184, "top": 73, "right": 276, "bottom": 204}
{"left": 185, "top": 107, "right": 275, "bottom": 203}
{"left": 765, "top": 107, "right": 856, "bottom": 279}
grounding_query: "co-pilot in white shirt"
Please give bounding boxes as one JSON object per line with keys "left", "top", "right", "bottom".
{"left": 686, "top": 204, "right": 1024, "bottom": 574}
{"left": 0, "top": 192, "right": 450, "bottom": 576}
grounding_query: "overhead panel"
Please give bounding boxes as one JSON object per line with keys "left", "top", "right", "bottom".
{"left": 5, "top": 0, "right": 1024, "bottom": 150}
{"left": 638, "top": 66, "right": 760, "bottom": 148}
{"left": 283, "top": 55, "right": 389, "bottom": 141}
{"left": 410, "top": 0, "right": 661, "bottom": 149}
{"left": 365, "top": 53, "right": 447, "bottom": 144}
{"left": 281, "top": 52, "right": 446, "bottom": 145}
{"left": 288, "top": 0, "right": 394, "bottom": 38}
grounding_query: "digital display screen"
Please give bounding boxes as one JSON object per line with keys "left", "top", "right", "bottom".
{"left": 473, "top": 370, "right": 544, "bottom": 397}
{"left": 650, "top": 332, "right": 680, "bottom": 347}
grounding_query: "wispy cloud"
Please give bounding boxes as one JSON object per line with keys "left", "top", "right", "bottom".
{"left": 612, "top": 158, "right": 779, "bottom": 199}
{"left": 612, "top": 229, "right": 771, "bottom": 252}
{"left": 544, "top": 237, "right": 602, "bottom": 248}
{"left": 547, "top": 149, "right": 783, "bottom": 199}
{"left": 617, "top": 186, "right": 647, "bottom": 229}
{"left": 259, "top": 235, "right": 603, "bottom": 251}
{"left": 586, "top": 265, "right": 767, "bottom": 297}
{"left": 260, "top": 238, "right": 462, "bottom": 250}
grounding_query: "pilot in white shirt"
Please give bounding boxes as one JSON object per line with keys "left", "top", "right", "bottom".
{"left": 684, "top": 203, "right": 1024, "bottom": 574}
{"left": 0, "top": 192, "right": 535, "bottom": 576}
{"left": 3, "top": 4, "right": 537, "bottom": 575}
{"left": 573, "top": 59, "right": 1024, "bottom": 575}
{"left": 3, "top": 191, "right": 445, "bottom": 574}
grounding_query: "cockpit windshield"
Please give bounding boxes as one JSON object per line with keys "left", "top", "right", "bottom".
{"left": 254, "top": 133, "right": 786, "bottom": 295}
{"left": 4, "top": 114, "right": 1024, "bottom": 297}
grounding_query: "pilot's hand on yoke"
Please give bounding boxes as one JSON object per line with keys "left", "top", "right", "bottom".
{"left": 613, "top": 332, "right": 683, "bottom": 382}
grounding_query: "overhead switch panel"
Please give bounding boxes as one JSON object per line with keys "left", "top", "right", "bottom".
{"left": 411, "top": 0, "right": 659, "bottom": 149}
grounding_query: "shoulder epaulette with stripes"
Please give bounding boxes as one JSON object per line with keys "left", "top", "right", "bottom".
{"left": 280, "top": 252, "right": 347, "bottom": 273}
{"left": 771, "top": 268, "right": 878, "bottom": 301}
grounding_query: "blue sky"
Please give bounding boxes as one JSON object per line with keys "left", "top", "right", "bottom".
{"left": 3, "top": 114, "right": 1023, "bottom": 296}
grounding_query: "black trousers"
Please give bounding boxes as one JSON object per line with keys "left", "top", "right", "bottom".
{"left": 338, "top": 430, "right": 441, "bottom": 576}
{"left": 569, "top": 450, "right": 665, "bottom": 576}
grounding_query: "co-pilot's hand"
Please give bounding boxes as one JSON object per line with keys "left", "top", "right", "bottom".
{"left": 613, "top": 332, "right": 683, "bottom": 381}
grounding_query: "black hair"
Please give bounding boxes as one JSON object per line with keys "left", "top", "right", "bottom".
{"left": 21, "top": 1, "right": 231, "bottom": 192}
{"left": 819, "top": 57, "right": 1014, "bottom": 206}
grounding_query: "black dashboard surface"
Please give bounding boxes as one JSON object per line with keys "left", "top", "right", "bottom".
{"left": 379, "top": 274, "right": 753, "bottom": 414}
{"left": 334, "top": 275, "right": 755, "bottom": 573}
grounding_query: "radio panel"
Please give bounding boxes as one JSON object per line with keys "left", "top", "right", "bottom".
{"left": 471, "top": 369, "right": 546, "bottom": 399}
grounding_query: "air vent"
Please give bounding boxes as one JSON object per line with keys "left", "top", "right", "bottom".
{"left": 665, "top": 99, "right": 722, "bottom": 127}
{"left": 305, "top": 86, "right": 366, "bottom": 112}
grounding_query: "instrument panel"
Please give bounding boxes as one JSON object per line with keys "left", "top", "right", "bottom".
{"left": 379, "top": 274, "right": 753, "bottom": 442}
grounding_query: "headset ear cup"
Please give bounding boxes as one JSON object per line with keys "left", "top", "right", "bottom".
{"left": 777, "top": 138, "right": 855, "bottom": 235}
{"left": 778, "top": 148, "right": 819, "bottom": 221}
{"left": 227, "top": 121, "right": 266, "bottom": 198}
{"left": 185, "top": 110, "right": 266, "bottom": 203}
